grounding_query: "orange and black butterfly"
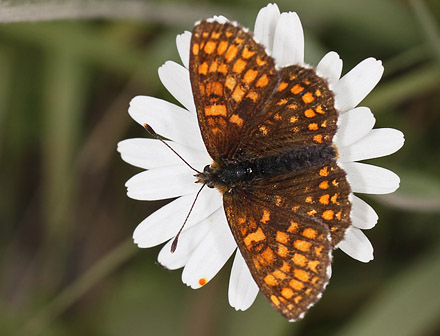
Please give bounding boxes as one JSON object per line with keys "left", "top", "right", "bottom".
{"left": 189, "top": 20, "right": 352, "bottom": 321}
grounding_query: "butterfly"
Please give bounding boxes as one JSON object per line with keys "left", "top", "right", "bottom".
{"left": 189, "top": 19, "right": 352, "bottom": 321}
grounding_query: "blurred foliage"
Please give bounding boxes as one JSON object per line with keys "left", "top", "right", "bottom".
{"left": 0, "top": 0, "right": 439, "bottom": 335}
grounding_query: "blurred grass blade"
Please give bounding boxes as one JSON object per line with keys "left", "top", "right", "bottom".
{"left": 337, "top": 242, "right": 440, "bottom": 336}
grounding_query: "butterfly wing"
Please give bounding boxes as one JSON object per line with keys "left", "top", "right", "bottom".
{"left": 234, "top": 65, "right": 338, "bottom": 159}
{"left": 223, "top": 189, "right": 332, "bottom": 321}
{"left": 189, "top": 20, "right": 278, "bottom": 160}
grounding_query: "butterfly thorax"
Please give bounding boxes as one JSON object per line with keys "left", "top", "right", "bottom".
{"left": 197, "top": 144, "right": 336, "bottom": 192}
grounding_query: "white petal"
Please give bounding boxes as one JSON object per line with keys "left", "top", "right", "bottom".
{"left": 176, "top": 31, "right": 191, "bottom": 69}
{"left": 334, "top": 58, "right": 384, "bottom": 112}
{"left": 316, "top": 51, "right": 343, "bottom": 88}
{"left": 228, "top": 250, "right": 259, "bottom": 311}
{"left": 272, "top": 12, "right": 304, "bottom": 67}
{"left": 338, "top": 227, "right": 374, "bottom": 262}
{"left": 128, "top": 96, "right": 204, "bottom": 150}
{"left": 117, "top": 138, "right": 210, "bottom": 170}
{"left": 253, "top": 3, "right": 280, "bottom": 51}
{"left": 342, "top": 162, "right": 400, "bottom": 194}
{"left": 133, "top": 189, "right": 222, "bottom": 248}
{"left": 339, "top": 128, "right": 405, "bottom": 162}
{"left": 125, "top": 165, "right": 200, "bottom": 201}
{"left": 182, "top": 209, "right": 236, "bottom": 289}
{"left": 351, "top": 195, "right": 378, "bottom": 230}
{"left": 158, "top": 218, "right": 211, "bottom": 270}
{"left": 335, "top": 107, "right": 375, "bottom": 148}
{"left": 158, "top": 61, "right": 196, "bottom": 114}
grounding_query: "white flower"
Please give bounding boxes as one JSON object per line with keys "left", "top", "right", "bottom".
{"left": 118, "top": 4, "right": 404, "bottom": 314}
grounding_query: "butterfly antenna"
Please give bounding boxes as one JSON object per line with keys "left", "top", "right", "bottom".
{"left": 171, "top": 183, "right": 206, "bottom": 253}
{"left": 143, "top": 123, "right": 201, "bottom": 174}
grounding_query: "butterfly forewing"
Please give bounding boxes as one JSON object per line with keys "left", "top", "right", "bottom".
{"left": 190, "top": 21, "right": 278, "bottom": 160}
{"left": 224, "top": 191, "right": 332, "bottom": 321}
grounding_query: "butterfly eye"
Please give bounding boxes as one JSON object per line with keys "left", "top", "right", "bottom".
{"left": 203, "top": 165, "right": 212, "bottom": 173}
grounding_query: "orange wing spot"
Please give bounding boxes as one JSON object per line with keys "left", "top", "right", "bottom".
{"left": 276, "top": 231, "right": 290, "bottom": 244}
{"left": 289, "top": 279, "right": 305, "bottom": 291}
{"left": 293, "top": 126, "right": 300, "bottom": 133}
{"left": 303, "top": 79, "right": 311, "bottom": 85}
{"left": 232, "top": 85, "right": 245, "bottom": 102}
{"left": 202, "top": 32, "right": 209, "bottom": 38}
{"left": 259, "top": 125, "right": 268, "bottom": 135}
{"left": 217, "top": 63, "right": 228, "bottom": 74}
{"left": 305, "top": 288, "right": 312, "bottom": 295}
{"left": 315, "top": 89, "right": 322, "bottom": 97}
{"left": 305, "top": 196, "right": 313, "bottom": 204}
{"left": 211, "top": 127, "right": 220, "bottom": 135}
{"left": 288, "top": 104, "right": 298, "bottom": 110}
{"left": 225, "top": 76, "right": 236, "bottom": 91}
{"left": 290, "top": 116, "right": 299, "bottom": 123}
{"left": 271, "top": 295, "right": 281, "bottom": 307}
{"left": 205, "top": 104, "right": 227, "bottom": 117}
{"left": 315, "top": 246, "right": 323, "bottom": 257}
{"left": 274, "top": 195, "right": 283, "bottom": 206}
{"left": 304, "top": 109, "right": 316, "bottom": 118}
{"left": 307, "top": 209, "right": 317, "bottom": 216}
{"left": 292, "top": 205, "right": 300, "bottom": 212}
{"left": 291, "top": 84, "right": 304, "bottom": 94}
{"left": 199, "top": 278, "right": 207, "bottom": 286}
{"left": 211, "top": 32, "right": 221, "bottom": 39}
{"left": 273, "top": 113, "right": 282, "bottom": 120}
{"left": 331, "top": 193, "right": 339, "bottom": 204}
{"left": 192, "top": 43, "right": 200, "bottom": 55}
{"left": 292, "top": 253, "right": 307, "bottom": 267}
{"left": 311, "top": 276, "right": 319, "bottom": 285}
{"left": 294, "top": 240, "right": 312, "bottom": 252}
{"left": 335, "top": 211, "right": 342, "bottom": 220}
{"left": 235, "top": 37, "right": 244, "bottom": 44}
{"left": 308, "top": 260, "right": 320, "bottom": 273}
{"left": 211, "top": 81, "right": 223, "bottom": 96}
{"left": 256, "top": 56, "right": 267, "bottom": 66}
{"left": 217, "top": 41, "right": 229, "bottom": 55}
{"left": 332, "top": 179, "right": 339, "bottom": 187}
{"left": 319, "top": 194, "right": 330, "bottom": 205}
{"left": 280, "top": 261, "right": 290, "bottom": 273}
{"left": 289, "top": 74, "right": 297, "bottom": 80}
{"left": 277, "top": 81, "right": 289, "bottom": 92}
{"left": 225, "top": 31, "right": 233, "bottom": 38}
{"left": 287, "top": 221, "right": 299, "bottom": 233}
{"left": 243, "top": 227, "right": 266, "bottom": 248}
{"left": 313, "top": 134, "right": 323, "bottom": 143}
{"left": 225, "top": 45, "right": 239, "bottom": 62}
{"left": 246, "top": 91, "right": 259, "bottom": 102}
{"left": 277, "top": 244, "right": 289, "bottom": 257}
{"left": 243, "top": 69, "right": 258, "bottom": 83}
{"left": 261, "top": 247, "right": 275, "bottom": 263}
{"left": 277, "top": 98, "right": 288, "bottom": 106}
{"left": 273, "top": 270, "right": 287, "bottom": 280}
{"left": 302, "top": 228, "right": 318, "bottom": 239}
{"left": 230, "top": 114, "right": 244, "bottom": 127}
{"left": 256, "top": 74, "right": 270, "bottom": 88}
{"left": 242, "top": 46, "right": 256, "bottom": 59}
{"left": 294, "top": 269, "right": 309, "bottom": 282}
{"left": 320, "top": 167, "right": 329, "bottom": 176}
{"left": 261, "top": 209, "right": 270, "bottom": 224}
{"left": 308, "top": 123, "right": 319, "bottom": 131}
{"left": 302, "top": 92, "right": 315, "bottom": 103}
{"left": 198, "top": 62, "right": 209, "bottom": 75}
{"left": 322, "top": 210, "right": 335, "bottom": 221}
{"left": 316, "top": 105, "right": 325, "bottom": 114}
{"left": 209, "top": 62, "right": 218, "bottom": 73}
{"left": 240, "top": 226, "right": 247, "bottom": 236}
{"left": 281, "top": 287, "right": 294, "bottom": 300}
{"left": 321, "top": 120, "right": 328, "bottom": 128}
{"left": 199, "top": 83, "right": 205, "bottom": 95}
{"left": 232, "top": 58, "right": 247, "bottom": 74}
{"left": 264, "top": 274, "right": 278, "bottom": 287}
{"left": 204, "top": 40, "right": 217, "bottom": 54}
{"left": 294, "top": 296, "right": 303, "bottom": 304}
{"left": 319, "top": 180, "right": 329, "bottom": 189}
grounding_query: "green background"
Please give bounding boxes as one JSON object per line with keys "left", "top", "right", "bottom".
{"left": 1, "top": 0, "right": 439, "bottom": 335}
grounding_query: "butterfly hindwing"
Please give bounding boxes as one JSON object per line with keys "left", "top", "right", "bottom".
{"left": 190, "top": 21, "right": 278, "bottom": 160}
{"left": 224, "top": 190, "right": 332, "bottom": 321}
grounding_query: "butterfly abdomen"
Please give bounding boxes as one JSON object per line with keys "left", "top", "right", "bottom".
{"left": 199, "top": 145, "right": 336, "bottom": 190}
